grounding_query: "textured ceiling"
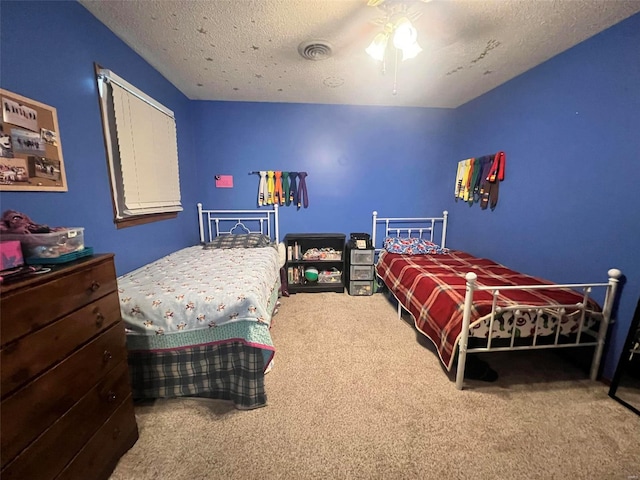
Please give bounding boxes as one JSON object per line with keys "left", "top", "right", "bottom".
{"left": 79, "top": 0, "right": 640, "bottom": 108}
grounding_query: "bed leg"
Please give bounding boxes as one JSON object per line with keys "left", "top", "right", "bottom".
{"left": 456, "top": 273, "right": 477, "bottom": 390}
{"left": 590, "top": 268, "right": 622, "bottom": 380}
{"left": 590, "top": 338, "right": 605, "bottom": 381}
{"left": 590, "top": 312, "right": 610, "bottom": 381}
{"left": 397, "top": 302, "right": 401, "bottom": 319}
{"left": 197, "top": 203, "right": 204, "bottom": 243}
{"left": 455, "top": 346, "right": 467, "bottom": 390}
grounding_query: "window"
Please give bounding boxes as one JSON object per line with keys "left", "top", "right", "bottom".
{"left": 96, "top": 66, "right": 182, "bottom": 227}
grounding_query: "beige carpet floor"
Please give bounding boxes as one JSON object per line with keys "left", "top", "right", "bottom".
{"left": 110, "top": 292, "right": 640, "bottom": 480}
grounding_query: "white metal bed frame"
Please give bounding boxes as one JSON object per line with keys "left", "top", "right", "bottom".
{"left": 371, "top": 210, "right": 622, "bottom": 390}
{"left": 197, "top": 203, "right": 279, "bottom": 244}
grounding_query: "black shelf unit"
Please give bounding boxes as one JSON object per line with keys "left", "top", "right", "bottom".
{"left": 284, "top": 233, "right": 345, "bottom": 293}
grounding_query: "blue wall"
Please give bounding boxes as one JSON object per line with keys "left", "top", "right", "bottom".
{"left": 449, "top": 13, "right": 640, "bottom": 379}
{"left": 0, "top": 1, "right": 198, "bottom": 275}
{"left": 192, "top": 101, "right": 455, "bottom": 237}
{"left": 1, "top": 1, "right": 637, "bottom": 379}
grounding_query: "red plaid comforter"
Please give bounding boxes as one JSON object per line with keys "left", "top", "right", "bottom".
{"left": 375, "top": 250, "right": 602, "bottom": 370}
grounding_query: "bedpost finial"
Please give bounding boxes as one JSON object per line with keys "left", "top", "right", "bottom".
{"left": 607, "top": 268, "right": 622, "bottom": 279}
{"left": 373, "top": 210, "right": 378, "bottom": 216}
{"left": 465, "top": 272, "right": 477, "bottom": 282}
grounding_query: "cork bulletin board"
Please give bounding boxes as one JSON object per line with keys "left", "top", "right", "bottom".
{"left": 0, "top": 88, "right": 68, "bottom": 192}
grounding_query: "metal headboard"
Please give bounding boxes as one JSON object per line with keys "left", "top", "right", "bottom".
{"left": 197, "top": 203, "right": 279, "bottom": 244}
{"left": 371, "top": 210, "right": 449, "bottom": 253}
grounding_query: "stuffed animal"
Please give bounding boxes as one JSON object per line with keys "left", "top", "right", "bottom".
{"left": 0, "top": 210, "right": 52, "bottom": 234}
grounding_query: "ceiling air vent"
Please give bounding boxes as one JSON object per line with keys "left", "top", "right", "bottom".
{"left": 298, "top": 41, "right": 333, "bottom": 61}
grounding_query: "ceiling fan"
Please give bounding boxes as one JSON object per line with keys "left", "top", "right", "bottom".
{"left": 301, "top": 0, "right": 470, "bottom": 68}
{"left": 365, "top": 0, "right": 426, "bottom": 62}
{"left": 362, "top": 0, "right": 488, "bottom": 56}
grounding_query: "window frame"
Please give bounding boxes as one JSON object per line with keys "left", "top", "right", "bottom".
{"left": 95, "top": 64, "right": 182, "bottom": 228}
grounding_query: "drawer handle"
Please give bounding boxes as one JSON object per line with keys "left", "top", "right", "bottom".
{"left": 107, "top": 390, "right": 117, "bottom": 403}
{"left": 112, "top": 427, "right": 121, "bottom": 440}
{"left": 103, "top": 350, "right": 113, "bottom": 363}
{"left": 90, "top": 281, "right": 101, "bottom": 292}
{"left": 95, "top": 312, "right": 105, "bottom": 328}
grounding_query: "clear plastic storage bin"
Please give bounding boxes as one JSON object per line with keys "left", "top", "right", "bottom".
{"left": 349, "top": 248, "right": 375, "bottom": 265}
{"left": 1, "top": 228, "right": 85, "bottom": 259}
{"left": 349, "top": 280, "right": 374, "bottom": 296}
{"left": 350, "top": 265, "right": 374, "bottom": 281}
{"left": 318, "top": 269, "right": 342, "bottom": 283}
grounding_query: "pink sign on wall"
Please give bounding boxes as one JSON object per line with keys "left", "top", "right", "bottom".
{"left": 215, "top": 175, "right": 233, "bottom": 188}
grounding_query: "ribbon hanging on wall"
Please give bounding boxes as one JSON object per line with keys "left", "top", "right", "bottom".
{"left": 454, "top": 152, "right": 506, "bottom": 210}
{"left": 251, "top": 171, "right": 309, "bottom": 208}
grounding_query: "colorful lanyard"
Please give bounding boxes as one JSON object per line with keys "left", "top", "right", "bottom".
{"left": 266, "top": 171, "right": 275, "bottom": 204}
{"left": 297, "top": 172, "right": 308, "bottom": 208}
{"left": 258, "top": 171, "right": 267, "bottom": 206}
{"left": 454, "top": 161, "right": 465, "bottom": 200}
{"left": 274, "top": 171, "right": 284, "bottom": 205}
{"left": 487, "top": 151, "right": 506, "bottom": 182}
{"left": 460, "top": 159, "right": 472, "bottom": 201}
{"left": 289, "top": 172, "right": 298, "bottom": 206}
{"left": 282, "top": 172, "right": 290, "bottom": 206}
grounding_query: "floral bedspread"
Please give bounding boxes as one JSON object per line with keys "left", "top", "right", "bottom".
{"left": 118, "top": 245, "right": 280, "bottom": 350}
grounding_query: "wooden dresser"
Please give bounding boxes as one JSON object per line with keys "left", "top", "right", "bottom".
{"left": 0, "top": 254, "right": 138, "bottom": 480}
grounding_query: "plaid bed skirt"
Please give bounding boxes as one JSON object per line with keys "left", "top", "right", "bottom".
{"left": 128, "top": 341, "right": 268, "bottom": 409}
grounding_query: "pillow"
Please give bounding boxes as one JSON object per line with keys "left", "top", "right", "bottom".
{"left": 383, "top": 236, "right": 449, "bottom": 255}
{"left": 203, "top": 233, "right": 274, "bottom": 250}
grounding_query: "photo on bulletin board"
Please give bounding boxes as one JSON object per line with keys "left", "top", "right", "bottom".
{"left": 0, "top": 88, "right": 68, "bottom": 191}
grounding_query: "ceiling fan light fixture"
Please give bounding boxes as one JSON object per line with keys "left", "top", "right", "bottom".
{"left": 392, "top": 17, "right": 422, "bottom": 61}
{"left": 366, "top": 15, "right": 422, "bottom": 63}
{"left": 365, "top": 4, "right": 424, "bottom": 95}
{"left": 365, "top": 31, "right": 390, "bottom": 62}
{"left": 392, "top": 17, "right": 416, "bottom": 49}
{"left": 400, "top": 41, "right": 422, "bottom": 61}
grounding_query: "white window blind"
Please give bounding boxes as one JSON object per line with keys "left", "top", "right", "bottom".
{"left": 97, "top": 69, "right": 182, "bottom": 220}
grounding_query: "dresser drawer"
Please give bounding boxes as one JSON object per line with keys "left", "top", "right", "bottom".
{"left": 55, "top": 395, "right": 138, "bottom": 480}
{"left": 1, "top": 291, "right": 122, "bottom": 398}
{"left": 0, "top": 256, "right": 117, "bottom": 346}
{"left": 0, "top": 322, "right": 127, "bottom": 467}
{"left": 1, "top": 360, "right": 134, "bottom": 480}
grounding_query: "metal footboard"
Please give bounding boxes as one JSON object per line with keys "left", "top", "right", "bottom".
{"left": 454, "top": 269, "right": 622, "bottom": 389}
